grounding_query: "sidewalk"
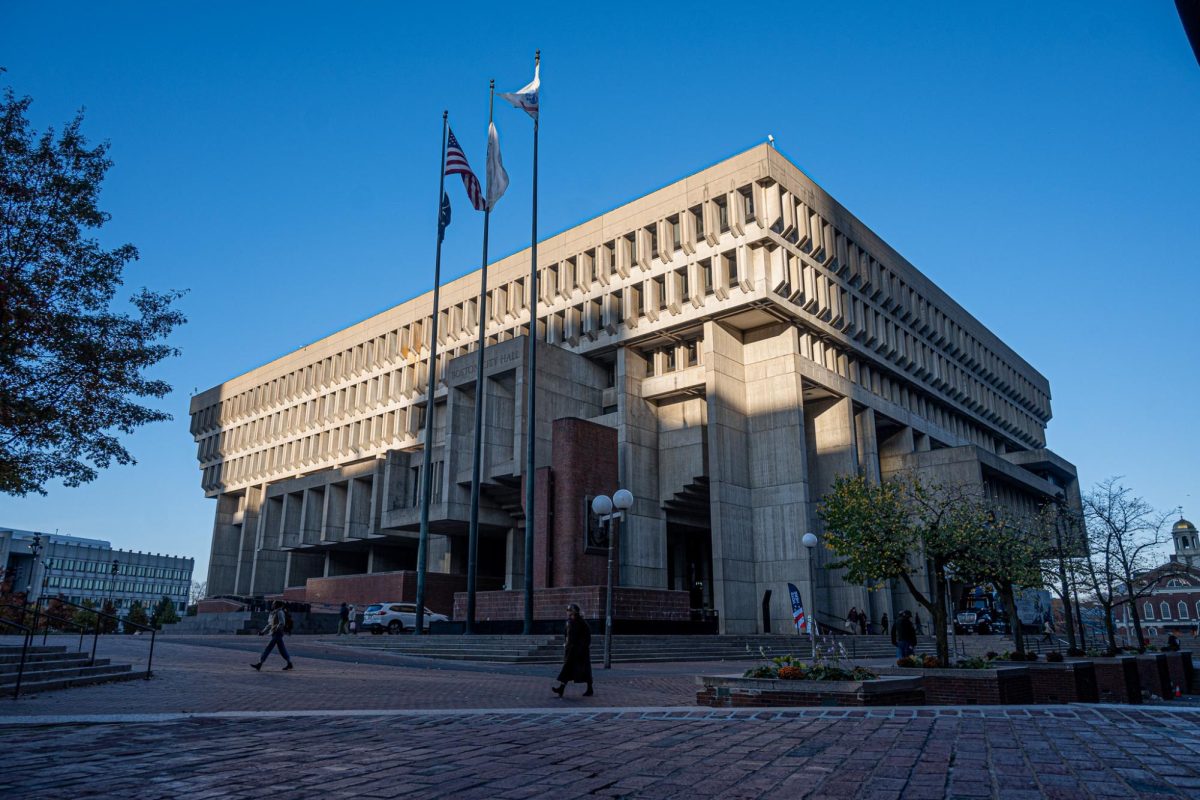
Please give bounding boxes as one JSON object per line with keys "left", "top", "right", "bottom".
{"left": 4, "top": 635, "right": 1200, "bottom": 798}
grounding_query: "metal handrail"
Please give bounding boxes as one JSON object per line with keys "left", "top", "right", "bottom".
{"left": 38, "top": 597, "right": 158, "bottom": 682}
{"left": 2, "top": 596, "right": 158, "bottom": 699}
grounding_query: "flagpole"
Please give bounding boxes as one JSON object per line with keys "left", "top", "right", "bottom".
{"left": 522, "top": 50, "right": 540, "bottom": 636}
{"left": 465, "top": 81, "right": 496, "bottom": 635}
{"left": 414, "top": 111, "right": 449, "bottom": 636}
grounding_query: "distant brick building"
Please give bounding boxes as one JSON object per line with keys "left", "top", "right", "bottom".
{"left": 1117, "top": 518, "right": 1200, "bottom": 642}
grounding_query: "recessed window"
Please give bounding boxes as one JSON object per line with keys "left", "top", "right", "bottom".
{"left": 686, "top": 341, "right": 698, "bottom": 367}
{"left": 665, "top": 347, "right": 676, "bottom": 371}
{"left": 716, "top": 197, "right": 729, "bottom": 233}
{"left": 1144, "top": 602, "right": 1154, "bottom": 620}
{"left": 740, "top": 188, "right": 755, "bottom": 223}
{"left": 1179, "top": 602, "right": 1190, "bottom": 620}
{"left": 691, "top": 205, "right": 704, "bottom": 241}
{"left": 669, "top": 216, "right": 681, "bottom": 251}
{"left": 647, "top": 225, "right": 659, "bottom": 259}
{"left": 700, "top": 259, "right": 713, "bottom": 295}
{"left": 726, "top": 251, "right": 739, "bottom": 285}
{"left": 1160, "top": 601, "right": 1171, "bottom": 620}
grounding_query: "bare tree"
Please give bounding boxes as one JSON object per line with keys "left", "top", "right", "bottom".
{"left": 1082, "top": 477, "right": 1173, "bottom": 651}
{"left": 189, "top": 581, "right": 207, "bottom": 606}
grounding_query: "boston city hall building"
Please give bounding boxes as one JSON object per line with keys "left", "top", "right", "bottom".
{"left": 191, "top": 144, "right": 1081, "bottom": 634}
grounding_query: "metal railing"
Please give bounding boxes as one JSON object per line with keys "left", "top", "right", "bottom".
{"left": 1, "top": 597, "right": 158, "bottom": 700}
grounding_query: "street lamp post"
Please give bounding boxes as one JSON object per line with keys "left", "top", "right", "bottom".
{"left": 591, "top": 489, "right": 634, "bottom": 670}
{"left": 802, "top": 532, "right": 819, "bottom": 662}
{"left": 25, "top": 534, "right": 43, "bottom": 642}
{"left": 107, "top": 560, "right": 119, "bottom": 632}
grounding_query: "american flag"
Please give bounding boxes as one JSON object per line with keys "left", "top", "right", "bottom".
{"left": 445, "top": 128, "right": 485, "bottom": 212}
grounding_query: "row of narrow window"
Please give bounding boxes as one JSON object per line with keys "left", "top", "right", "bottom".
{"left": 1142, "top": 601, "right": 1197, "bottom": 621}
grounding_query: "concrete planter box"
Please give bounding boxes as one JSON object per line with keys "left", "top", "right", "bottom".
{"left": 696, "top": 674, "right": 925, "bottom": 708}
{"left": 878, "top": 665, "right": 1033, "bottom": 705}
{"left": 1092, "top": 656, "right": 1141, "bottom": 704}
{"left": 1136, "top": 653, "right": 1172, "bottom": 699}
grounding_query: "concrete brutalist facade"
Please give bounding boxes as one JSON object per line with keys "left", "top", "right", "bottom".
{"left": 190, "top": 144, "right": 1080, "bottom": 634}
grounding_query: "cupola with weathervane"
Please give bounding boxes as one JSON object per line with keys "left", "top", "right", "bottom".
{"left": 1172, "top": 516, "right": 1199, "bottom": 567}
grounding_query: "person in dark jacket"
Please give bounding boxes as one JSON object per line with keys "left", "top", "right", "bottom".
{"left": 553, "top": 604, "right": 593, "bottom": 697}
{"left": 892, "top": 610, "right": 917, "bottom": 659}
{"left": 338, "top": 602, "right": 350, "bottom": 635}
{"left": 880, "top": 612, "right": 890, "bottom": 637}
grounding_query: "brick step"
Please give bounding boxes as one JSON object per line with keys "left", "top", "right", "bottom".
{"left": 0, "top": 665, "right": 141, "bottom": 696}
{"left": 0, "top": 655, "right": 97, "bottom": 674}
{"left": 0, "top": 661, "right": 126, "bottom": 688}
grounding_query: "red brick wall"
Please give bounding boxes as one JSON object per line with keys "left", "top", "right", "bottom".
{"left": 531, "top": 467, "right": 553, "bottom": 589}
{"left": 881, "top": 667, "right": 1033, "bottom": 705}
{"left": 1136, "top": 654, "right": 1171, "bottom": 698}
{"left": 549, "top": 418, "right": 618, "bottom": 588}
{"left": 1093, "top": 657, "right": 1141, "bottom": 704}
{"left": 1028, "top": 663, "right": 1099, "bottom": 704}
{"left": 1164, "top": 652, "right": 1187, "bottom": 696}
{"left": 197, "top": 598, "right": 245, "bottom": 614}
{"left": 300, "top": 571, "right": 502, "bottom": 615}
{"left": 454, "top": 586, "right": 690, "bottom": 622}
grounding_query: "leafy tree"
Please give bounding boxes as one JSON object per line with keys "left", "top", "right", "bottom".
{"left": 123, "top": 599, "right": 148, "bottom": 633}
{"left": 153, "top": 595, "right": 180, "bottom": 627}
{"left": 962, "top": 507, "right": 1044, "bottom": 655}
{"left": 819, "top": 473, "right": 992, "bottom": 666}
{"left": 98, "top": 599, "right": 119, "bottom": 634}
{"left": 0, "top": 79, "right": 186, "bottom": 495}
{"left": 42, "top": 594, "right": 73, "bottom": 631}
{"left": 72, "top": 598, "right": 97, "bottom": 631}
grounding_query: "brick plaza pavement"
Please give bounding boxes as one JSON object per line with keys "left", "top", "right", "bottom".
{"left": 3, "top": 635, "right": 1200, "bottom": 798}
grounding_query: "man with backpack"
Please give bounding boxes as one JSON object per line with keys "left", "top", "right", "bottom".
{"left": 250, "top": 600, "right": 294, "bottom": 671}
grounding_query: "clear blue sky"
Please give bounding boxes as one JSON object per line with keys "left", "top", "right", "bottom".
{"left": 2, "top": 2, "right": 1197, "bottom": 582}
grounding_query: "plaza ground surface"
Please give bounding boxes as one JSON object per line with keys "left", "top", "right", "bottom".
{"left": 2, "top": 635, "right": 1199, "bottom": 799}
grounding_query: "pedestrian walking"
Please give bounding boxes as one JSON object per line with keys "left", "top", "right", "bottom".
{"left": 914, "top": 613, "right": 924, "bottom": 635}
{"left": 337, "top": 602, "right": 349, "bottom": 635}
{"left": 251, "top": 600, "right": 294, "bottom": 671}
{"left": 552, "top": 603, "right": 593, "bottom": 698}
{"left": 880, "top": 612, "right": 890, "bottom": 637}
{"left": 847, "top": 607, "right": 859, "bottom": 634}
{"left": 858, "top": 612, "right": 867, "bottom": 635}
{"left": 1042, "top": 619, "right": 1053, "bottom": 643}
{"left": 348, "top": 604, "right": 357, "bottom": 635}
{"left": 892, "top": 610, "right": 917, "bottom": 659}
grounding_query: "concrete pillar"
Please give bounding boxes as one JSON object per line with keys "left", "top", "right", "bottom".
{"left": 805, "top": 396, "right": 865, "bottom": 629}
{"left": 300, "top": 487, "right": 324, "bottom": 546}
{"left": 616, "top": 346, "right": 666, "bottom": 589}
{"left": 742, "top": 325, "right": 813, "bottom": 635}
{"left": 703, "top": 320, "right": 756, "bottom": 633}
{"left": 206, "top": 493, "right": 241, "bottom": 595}
{"left": 250, "top": 488, "right": 287, "bottom": 595}
{"left": 323, "top": 482, "right": 348, "bottom": 542}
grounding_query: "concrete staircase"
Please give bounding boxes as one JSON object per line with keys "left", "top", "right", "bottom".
{"left": 0, "top": 644, "right": 141, "bottom": 696}
{"left": 329, "top": 634, "right": 941, "bottom": 664}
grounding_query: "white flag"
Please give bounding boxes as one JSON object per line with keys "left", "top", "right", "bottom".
{"left": 485, "top": 121, "right": 508, "bottom": 211}
{"left": 499, "top": 63, "right": 539, "bottom": 120}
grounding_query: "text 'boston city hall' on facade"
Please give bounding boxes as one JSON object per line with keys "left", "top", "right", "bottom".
{"left": 188, "top": 143, "right": 1081, "bottom": 634}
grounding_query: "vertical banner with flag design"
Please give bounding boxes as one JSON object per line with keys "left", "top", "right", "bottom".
{"left": 788, "top": 582, "right": 806, "bottom": 633}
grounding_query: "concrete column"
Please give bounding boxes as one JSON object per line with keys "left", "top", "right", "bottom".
{"left": 743, "top": 325, "right": 813, "bottom": 635}
{"left": 703, "top": 320, "right": 756, "bottom": 633}
{"left": 206, "top": 493, "right": 242, "bottom": 595}
{"left": 299, "top": 487, "right": 324, "bottom": 546}
{"left": 617, "top": 346, "right": 666, "bottom": 588}
{"left": 346, "top": 478, "right": 372, "bottom": 539}
{"left": 323, "top": 482, "right": 348, "bottom": 542}
{"left": 250, "top": 488, "right": 287, "bottom": 595}
{"left": 855, "top": 407, "right": 882, "bottom": 485}
{"left": 804, "top": 396, "right": 863, "bottom": 629}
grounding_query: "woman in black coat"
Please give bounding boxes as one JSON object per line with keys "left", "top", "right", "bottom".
{"left": 553, "top": 604, "right": 593, "bottom": 697}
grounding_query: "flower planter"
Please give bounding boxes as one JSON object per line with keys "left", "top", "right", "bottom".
{"left": 878, "top": 665, "right": 1033, "bottom": 705}
{"left": 1091, "top": 656, "right": 1141, "bottom": 704}
{"left": 696, "top": 674, "right": 925, "bottom": 708}
{"left": 1136, "top": 653, "right": 1171, "bottom": 699}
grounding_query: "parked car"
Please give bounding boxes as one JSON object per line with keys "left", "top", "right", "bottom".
{"left": 362, "top": 602, "right": 449, "bottom": 634}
